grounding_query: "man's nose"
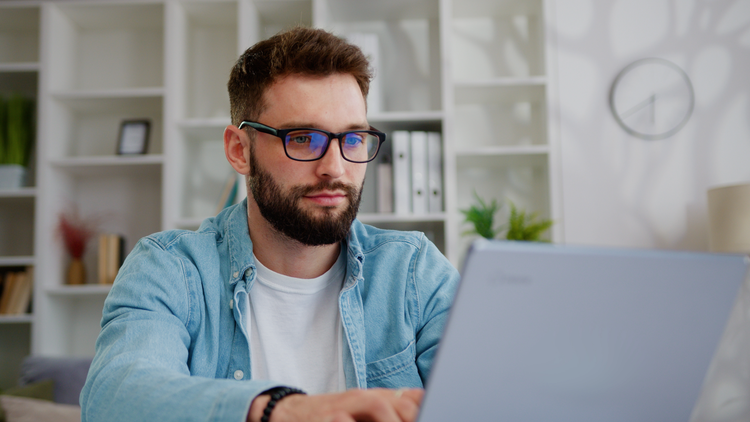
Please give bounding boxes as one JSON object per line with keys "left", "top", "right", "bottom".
{"left": 315, "top": 138, "right": 346, "bottom": 179}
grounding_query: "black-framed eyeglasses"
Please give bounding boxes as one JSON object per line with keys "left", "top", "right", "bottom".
{"left": 238, "top": 120, "right": 386, "bottom": 163}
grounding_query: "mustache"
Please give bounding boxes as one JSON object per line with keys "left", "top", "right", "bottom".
{"left": 291, "top": 181, "right": 358, "bottom": 198}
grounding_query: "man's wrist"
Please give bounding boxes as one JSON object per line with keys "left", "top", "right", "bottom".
{"left": 260, "top": 387, "right": 307, "bottom": 422}
{"left": 248, "top": 394, "right": 270, "bottom": 422}
{"left": 247, "top": 387, "right": 306, "bottom": 422}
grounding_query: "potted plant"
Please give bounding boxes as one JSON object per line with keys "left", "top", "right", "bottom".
{"left": 461, "top": 192, "right": 553, "bottom": 242}
{"left": 0, "top": 94, "right": 35, "bottom": 190}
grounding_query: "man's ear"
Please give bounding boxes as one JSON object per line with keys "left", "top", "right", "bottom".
{"left": 224, "top": 125, "right": 250, "bottom": 175}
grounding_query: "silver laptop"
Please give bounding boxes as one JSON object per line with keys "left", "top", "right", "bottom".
{"left": 418, "top": 240, "right": 748, "bottom": 422}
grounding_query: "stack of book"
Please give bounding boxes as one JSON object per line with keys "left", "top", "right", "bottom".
{"left": 0, "top": 268, "right": 33, "bottom": 315}
{"left": 385, "top": 131, "right": 443, "bottom": 215}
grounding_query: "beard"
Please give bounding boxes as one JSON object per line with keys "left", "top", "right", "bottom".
{"left": 247, "top": 150, "right": 363, "bottom": 246}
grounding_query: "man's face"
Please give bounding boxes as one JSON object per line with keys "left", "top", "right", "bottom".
{"left": 246, "top": 73, "right": 369, "bottom": 246}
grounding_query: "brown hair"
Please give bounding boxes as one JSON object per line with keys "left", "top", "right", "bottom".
{"left": 228, "top": 26, "right": 372, "bottom": 126}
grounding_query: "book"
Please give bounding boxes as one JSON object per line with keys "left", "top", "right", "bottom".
{"left": 0, "top": 272, "right": 15, "bottom": 314}
{"left": 107, "top": 234, "right": 123, "bottom": 284}
{"left": 99, "top": 234, "right": 125, "bottom": 284}
{"left": 392, "top": 131, "right": 411, "bottom": 215}
{"left": 427, "top": 132, "right": 443, "bottom": 213}
{"left": 8, "top": 270, "right": 32, "bottom": 315}
{"left": 410, "top": 131, "right": 429, "bottom": 214}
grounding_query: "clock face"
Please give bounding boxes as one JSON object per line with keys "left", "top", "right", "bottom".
{"left": 609, "top": 58, "right": 694, "bottom": 140}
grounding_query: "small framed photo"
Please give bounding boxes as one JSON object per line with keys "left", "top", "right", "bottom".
{"left": 117, "top": 120, "right": 150, "bottom": 155}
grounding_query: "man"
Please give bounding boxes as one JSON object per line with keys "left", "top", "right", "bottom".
{"left": 81, "top": 27, "right": 458, "bottom": 422}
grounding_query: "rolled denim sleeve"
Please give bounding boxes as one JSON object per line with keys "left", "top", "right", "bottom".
{"left": 413, "top": 234, "right": 460, "bottom": 383}
{"left": 80, "top": 237, "right": 280, "bottom": 422}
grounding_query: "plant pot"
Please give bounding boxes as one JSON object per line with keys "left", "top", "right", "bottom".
{"left": 0, "top": 164, "right": 27, "bottom": 190}
{"left": 67, "top": 258, "right": 86, "bottom": 285}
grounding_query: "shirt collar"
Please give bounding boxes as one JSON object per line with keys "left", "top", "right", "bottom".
{"left": 226, "top": 199, "right": 256, "bottom": 287}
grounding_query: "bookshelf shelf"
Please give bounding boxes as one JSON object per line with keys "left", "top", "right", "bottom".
{"left": 0, "top": 314, "right": 33, "bottom": 324}
{"left": 46, "top": 285, "right": 112, "bottom": 297}
{"left": 358, "top": 213, "right": 447, "bottom": 224}
{"left": 0, "top": 63, "right": 39, "bottom": 72}
{"left": 0, "top": 256, "right": 35, "bottom": 267}
{"left": 0, "top": 188, "right": 36, "bottom": 199}
{"left": 50, "top": 155, "right": 164, "bottom": 177}
{"left": 52, "top": 87, "right": 165, "bottom": 101}
{"left": 454, "top": 76, "right": 547, "bottom": 87}
{"left": 51, "top": 155, "right": 164, "bottom": 168}
{"left": 456, "top": 152, "right": 549, "bottom": 169}
{"left": 368, "top": 111, "right": 444, "bottom": 123}
{"left": 455, "top": 145, "right": 550, "bottom": 157}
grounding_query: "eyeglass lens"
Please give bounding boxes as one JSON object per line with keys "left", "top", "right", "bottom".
{"left": 284, "top": 130, "right": 379, "bottom": 162}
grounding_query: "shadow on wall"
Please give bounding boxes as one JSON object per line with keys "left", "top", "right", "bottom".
{"left": 552, "top": 0, "right": 750, "bottom": 251}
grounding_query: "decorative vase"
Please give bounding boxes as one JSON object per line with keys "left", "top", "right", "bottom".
{"left": 0, "top": 164, "right": 26, "bottom": 190}
{"left": 67, "top": 258, "right": 86, "bottom": 285}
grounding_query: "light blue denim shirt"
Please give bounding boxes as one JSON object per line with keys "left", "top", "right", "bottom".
{"left": 80, "top": 200, "right": 459, "bottom": 422}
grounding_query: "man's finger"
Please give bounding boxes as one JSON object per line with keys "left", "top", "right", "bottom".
{"left": 392, "top": 393, "right": 421, "bottom": 422}
{"left": 397, "top": 388, "right": 424, "bottom": 406}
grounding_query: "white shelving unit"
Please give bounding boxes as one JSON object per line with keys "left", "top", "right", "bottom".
{"left": 446, "top": 0, "right": 560, "bottom": 263}
{"left": 0, "top": 2, "right": 40, "bottom": 389}
{"left": 0, "top": 0, "right": 561, "bottom": 370}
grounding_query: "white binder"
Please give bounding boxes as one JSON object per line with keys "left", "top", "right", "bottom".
{"left": 410, "top": 131, "right": 428, "bottom": 215}
{"left": 392, "top": 131, "right": 411, "bottom": 214}
{"left": 427, "top": 132, "right": 443, "bottom": 213}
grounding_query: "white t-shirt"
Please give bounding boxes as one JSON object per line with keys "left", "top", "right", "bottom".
{"left": 247, "top": 250, "right": 347, "bottom": 394}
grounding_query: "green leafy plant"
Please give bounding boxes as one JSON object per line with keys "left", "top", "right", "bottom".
{"left": 0, "top": 94, "right": 35, "bottom": 167}
{"left": 504, "top": 200, "right": 553, "bottom": 242}
{"left": 461, "top": 193, "right": 553, "bottom": 242}
{"left": 460, "top": 191, "right": 502, "bottom": 239}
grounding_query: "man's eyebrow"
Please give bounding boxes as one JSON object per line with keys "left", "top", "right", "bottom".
{"left": 278, "top": 122, "right": 370, "bottom": 131}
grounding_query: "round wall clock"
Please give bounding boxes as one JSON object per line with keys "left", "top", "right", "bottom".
{"left": 609, "top": 58, "right": 694, "bottom": 140}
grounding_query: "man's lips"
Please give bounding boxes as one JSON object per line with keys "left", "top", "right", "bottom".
{"left": 303, "top": 191, "right": 347, "bottom": 206}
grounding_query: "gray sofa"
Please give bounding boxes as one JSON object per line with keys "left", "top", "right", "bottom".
{"left": 17, "top": 356, "right": 93, "bottom": 405}
{"left": 0, "top": 356, "right": 92, "bottom": 422}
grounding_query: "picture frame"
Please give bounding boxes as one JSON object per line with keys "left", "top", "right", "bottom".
{"left": 117, "top": 120, "right": 150, "bottom": 155}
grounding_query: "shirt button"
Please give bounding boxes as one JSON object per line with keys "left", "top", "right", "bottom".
{"left": 234, "top": 370, "right": 244, "bottom": 380}
{"left": 233, "top": 271, "right": 239, "bottom": 278}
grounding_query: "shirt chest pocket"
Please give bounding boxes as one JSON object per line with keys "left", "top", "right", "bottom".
{"left": 365, "top": 341, "right": 423, "bottom": 388}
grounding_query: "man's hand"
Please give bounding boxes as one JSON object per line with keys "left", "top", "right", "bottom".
{"left": 247, "top": 388, "right": 424, "bottom": 422}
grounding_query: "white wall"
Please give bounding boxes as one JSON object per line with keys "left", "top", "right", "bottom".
{"left": 551, "top": 0, "right": 750, "bottom": 250}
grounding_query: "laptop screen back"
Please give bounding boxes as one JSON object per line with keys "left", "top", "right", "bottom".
{"left": 418, "top": 241, "right": 747, "bottom": 422}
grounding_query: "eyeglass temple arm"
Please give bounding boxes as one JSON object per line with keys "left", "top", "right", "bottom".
{"left": 239, "top": 121, "right": 278, "bottom": 136}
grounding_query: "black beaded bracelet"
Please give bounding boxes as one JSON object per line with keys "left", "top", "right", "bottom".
{"left": 260, "top": 386, "right": 307, "bottom": 422}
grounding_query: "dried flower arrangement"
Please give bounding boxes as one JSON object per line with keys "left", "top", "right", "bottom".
{"left": 57, "top": 209, "right": 98, "bottom": 284}
{"left": 57, "top": 210, "right": 96, "bottom": 258}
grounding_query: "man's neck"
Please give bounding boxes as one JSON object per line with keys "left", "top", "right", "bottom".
{"left": 246, "top": 201, "right": 342, "bottom": 279}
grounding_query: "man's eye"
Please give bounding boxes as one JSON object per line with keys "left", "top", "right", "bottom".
{"left": 290, "top": 135, "right": 311, "bottom": 144}
{"left": 344, "top": 134, "right": 364, "bottom": 146}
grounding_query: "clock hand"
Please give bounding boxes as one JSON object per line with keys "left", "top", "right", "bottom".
{"left": 620, "top": 93, "right": 656, "bottom": 120}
